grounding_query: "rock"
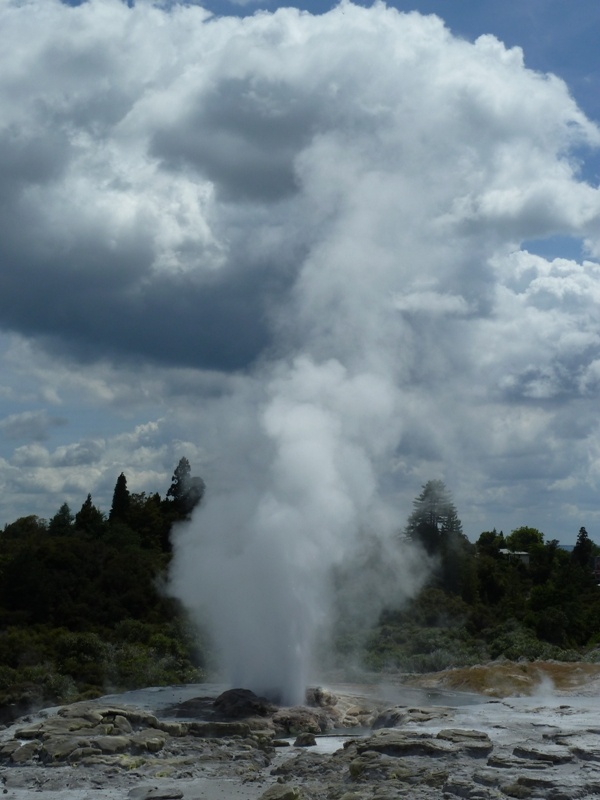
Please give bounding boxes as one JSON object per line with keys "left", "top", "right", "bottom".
{"left": 128, "top": 788, "right": 184, "bottom": 800}
{"left": 258, "top": 785, "right": 303, "bottom": 800}
{"left": 569, "top": 745, "right": 600, "bottom": 761}
{"left": 371, "top": 707, "right": 407, "bottom": 729}
{"left": 131, "top": 729, "right": 167, "bottom": 752}
{"left": 371, "top": 704, "right": 453, "bottom": 729}
{"left": 94, "top": 735, "right": 131, "bottom": 754}
{"left": 355, "top": 729, "right": 457, "bottom": 758}
{"left": 305, "top": 687, "right": 338, "bottom": 707}
{"left": 214, "top": 688, "right": 278, "bottom": 718}
{"left": 512, "top": 744, "right": 573, "bottom": 764}
{"left": 10, "top": 740, "right": 41, "bottom": 763}
{"left": 437, "top": 728, "right": 494, "bottom": 756}
{"left": 42, "top": 736, "right": 92, "bottom": 760}
{"left": 114, "top": 714, "right": 133, "bottom": 734}
{"left": 272, "top": 707, "right": 330, "bottom": 735}
{"left": 294, "top": 732, "right": 317, "bottom": 747}
{"left": 187, "top": 720, "right": 252, "bottom": 738}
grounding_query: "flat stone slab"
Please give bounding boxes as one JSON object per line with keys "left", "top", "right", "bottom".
{"left": 128, "top": 787, "right": 184, "bottom": 800}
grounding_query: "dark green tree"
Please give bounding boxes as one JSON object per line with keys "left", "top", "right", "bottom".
{"left": 476, "top": 529, "right": 505, "bottom": 556}
{"left": 572, "top": 526, "right": 593, "bottom": 569}
{"left": 2, "top": 516, "right": 47, "bottom": 539}
{"left": 505, "top": 526, "right": 544, "bottom": 552}
{"left": 74, "top": 494, "right": 105, "bottom": 537}
{"left": 109, "top": 473, "right": 130, "bottom": 523}
{"left": 405, "top": 480, "right": 462, "bottom": 556}
{"left": 167, "top": 458, "right": 205, "bottom": 517}
{"left": 48, "top": 503, "right": 74, "bottom": 536}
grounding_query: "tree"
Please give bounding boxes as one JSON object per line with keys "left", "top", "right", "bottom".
{"left": 74, "top": 494, "right": 105, "bottom": 537}
{"left": 167, "top": 458, "right": 205, "bottom": 517}
{"left": 572, "top": 526, "right": 593, "bottom": 569}
{"left": 405, "top": 480, "right": 462, "bottom": 556}
{"left": 109, "top": 473, "right": 130, "bottom": 523}
{"left": 2, "top": 516, "right": 47, "bottom": 539}
{"left": 505, "top": 526, "right": 544, "bottom": 552}
{"left": 48, "top": 503, "right": 74, "bottom": 536}
{"left": 476, "top": 529, "right": 505, "bottom": 557}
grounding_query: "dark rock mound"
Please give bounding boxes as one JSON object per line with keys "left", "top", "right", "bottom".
{"left": 213, "top": 688, "right": 278, "bottom": 719}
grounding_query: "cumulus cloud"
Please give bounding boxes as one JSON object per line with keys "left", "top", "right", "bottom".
{"left": 1, "top": 3, "right": 600, "bottom": 583}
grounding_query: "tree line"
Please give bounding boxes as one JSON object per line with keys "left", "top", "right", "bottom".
{"left": 0, "top": 458, "right": 206, "bottom": 720}
{"left": 355, "top": 480, "right": 600, "bottom": 674}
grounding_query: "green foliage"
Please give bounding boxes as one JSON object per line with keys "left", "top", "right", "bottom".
{"left": 505, "top": 526, "right": 544, "bottom": 552}
{"left": 48, "top": 502, "right": 74, "bottom": 536}
{"left": 167, "top": 457, "right": 205, "bottom": 517}
{"left": 74, "top": 494, "right": 105, "bottom": 537}
{"left": 109, "top": 472, "right": 130, "bottom": 523}
{"left": 0, "top": 458, "right": 208, "bottom": 718}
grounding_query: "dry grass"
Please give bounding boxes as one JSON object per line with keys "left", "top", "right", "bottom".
{"left": 404, "top": 661, "right": 600, "bottom": 697}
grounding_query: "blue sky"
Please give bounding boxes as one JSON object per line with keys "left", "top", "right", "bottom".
{"left": 1, "top": 0, "right": 600, "bottom": 547}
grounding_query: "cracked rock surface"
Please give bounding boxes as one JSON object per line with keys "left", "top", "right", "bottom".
{"left": 2, "top": 682, "right": 600, "bottom": 799}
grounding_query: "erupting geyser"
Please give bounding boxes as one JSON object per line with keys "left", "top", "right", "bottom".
{"left": 168, "top": 358, "right": 423, "bottom": 704}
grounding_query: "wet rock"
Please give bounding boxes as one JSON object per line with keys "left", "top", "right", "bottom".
{"left": 128, "top": 787, "right": 184, "bottom": 800}
{"left": 355, "top": 729, "right": 457, "bottom": 758}
{"left": 512, "top": 745, "right": 573, "bottom": 764}
{"left": 437, "top": 728, "right": 494, "bottom": 756}
{"left": 371, "top": 705, "right": 453, "bottom": 729}
{"left": 214, "top": 688, "right": 278, "bottom": 718}
{"left": 10, "top": 740, "right": 41, "bottom": 763}
{"left": 294, "top": 732, "right": 317, "bottom": 747}
{"left": 487, "top": 753, "right": 549, "bottom": 770}
{"left": 305, "top": 687, "right": 338, "bottom": 707}
{"left": 339, "top": 703, "right": 374, "bottom": 728}
{"left": 187, "top": 720, "right": 252, "bottom": 738}
{"left": 272, "top": 706, "right": 332, "bottom": 735}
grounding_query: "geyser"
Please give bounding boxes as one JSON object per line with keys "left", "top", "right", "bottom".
{"left": 168, "top": 358, "right": 425, "bottom": 705}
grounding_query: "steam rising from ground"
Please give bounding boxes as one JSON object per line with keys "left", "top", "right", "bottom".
{"left": 170, "top": 358, "right": 427, "bottom": 702}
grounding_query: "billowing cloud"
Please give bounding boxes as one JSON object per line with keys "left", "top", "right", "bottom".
{"left": 1, "top": 0, "right": 600, "bottom": 551}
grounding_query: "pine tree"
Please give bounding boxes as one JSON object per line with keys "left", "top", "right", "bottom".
{"left": 167, "top": 458, "right": 205, "bottom": 516}
{"left": 48, "top": 502, "right": 74, "bottom": 536}
{"left": 109, "top": 472, "right": 130, "bottom": 523}
{"left": 405, "top": 480, "right": 462, "bottom": 556}
{"left": 74, "top": 494, "right": 105, "bottom": 536}
{"left": 572, "top": 526, "right": 593, "bottom": 569}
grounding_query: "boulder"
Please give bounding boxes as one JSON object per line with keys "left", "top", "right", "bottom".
{"left": 213, "top": 688, "right": 277, "bottom": 719}
{"left": 305, "top": 687, "right": 338, "bottom": 707}
{"left": 272, "top": 707, "right": 330, "bottom": 735}
{"left": 294, "top": 732, "right": 317, "bottom": 747}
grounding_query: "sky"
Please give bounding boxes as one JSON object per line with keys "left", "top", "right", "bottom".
{"left": 1, "top": 0, "right": 600, "bottom": 545}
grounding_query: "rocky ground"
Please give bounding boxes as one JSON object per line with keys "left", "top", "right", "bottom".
{"left": 2, "top": 664, "right": 600, "bottom": 799}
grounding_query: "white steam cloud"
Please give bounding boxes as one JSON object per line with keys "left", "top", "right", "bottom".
{"left": 170, "top": 358, "right": 428, "bottom": 702}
